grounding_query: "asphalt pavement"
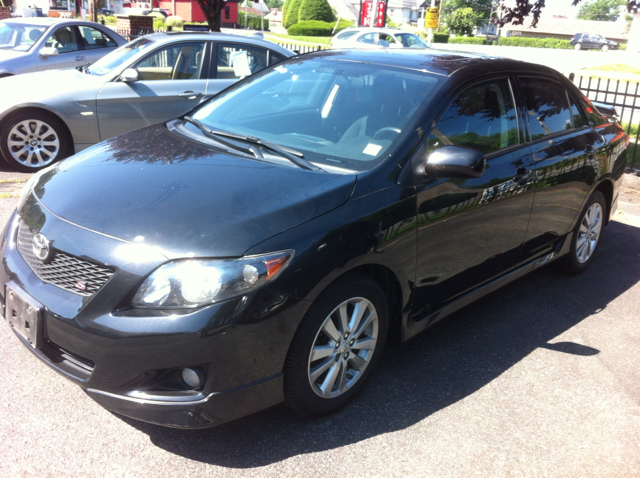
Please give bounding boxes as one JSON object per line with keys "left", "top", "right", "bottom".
{"left": 0, "top": 155, "right": 639, "bottom": 477}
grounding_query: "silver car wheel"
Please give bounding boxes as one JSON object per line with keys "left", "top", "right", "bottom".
{"left": 7, "top": 119, "right": 61, "bottom": 168}
{"left": 576, "top": 202, "right": 603, "bottom": 264}
{"left": 308, "top": 296, "right": 379, "bottom": 399}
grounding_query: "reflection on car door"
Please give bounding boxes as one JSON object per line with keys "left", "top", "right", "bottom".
{"left": 76, "top": 25, "right": 120, "bottom": 65}
{"left": 518, "top": 76, "right": 604, "bottom": 259}
{"left": 95, "top": 41, "right": 210, "bottom": 141}
{"left": 412, "top": 77, "right": 535, "bottom": 320}
{"left": 35, "top": 26, "right": 84, "bottom": 71}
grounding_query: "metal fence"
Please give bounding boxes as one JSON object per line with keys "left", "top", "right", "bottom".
{"left": 569, "top": 73, "right": 640, "bottom": 171}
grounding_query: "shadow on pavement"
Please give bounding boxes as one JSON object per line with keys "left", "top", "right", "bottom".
{"left": 117, "top": 220, "right": 640, "bottom": 468}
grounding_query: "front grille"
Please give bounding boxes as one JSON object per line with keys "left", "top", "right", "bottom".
{"left": 17, "top": 221, "right": 115, "bottom": 297}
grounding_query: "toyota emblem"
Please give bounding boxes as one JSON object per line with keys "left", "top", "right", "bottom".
{"left": 32, "top": 233, "right": 52, "bottom": 261}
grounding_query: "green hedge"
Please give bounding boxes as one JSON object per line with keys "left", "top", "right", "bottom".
{"left": 298, "top": 0, "right": 334, "bottom": 23}
{"left": 449, "top": 37, "right": 486, "bottom": 45}
{"left": 497, "top": 37, "right": 572, "bottom": 49}
{"left": 238, "top": 12, "right": 270, "bottom": 30}
{"left": 288, "top": 20, "right": 334, "bottom": 36}
{"left": 433, "top": 33, "right": 450, "bottom": 43}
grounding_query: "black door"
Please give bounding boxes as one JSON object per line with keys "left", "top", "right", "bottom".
{"left": 411, "top": 77, "right": 535, "bottom": 320}
{"left": 517, "top": 76, "right": 604, "bottom": 259}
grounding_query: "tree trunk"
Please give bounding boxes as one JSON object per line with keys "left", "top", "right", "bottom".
{"left": 193, "top": 0, "right": 225, "bottom": 32}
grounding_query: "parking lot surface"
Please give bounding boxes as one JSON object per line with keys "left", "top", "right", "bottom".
{"left": 0, "top": 156, "right": 639, "bottom": 477}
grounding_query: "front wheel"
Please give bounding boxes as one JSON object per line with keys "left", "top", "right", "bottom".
{"left": 557, "top": 191, "right": 606, "bottom": 275}
{"left": 283, "top": 274, "right": 389, "bottom": 417}
{"left": 601, "top": 44, "right": 609, "bottom": 52}
{"left": 0, "top": 111, "right": 70, "bottom": 172}
{"left": 574, "top": 43, "right": 582, "bottom": 50}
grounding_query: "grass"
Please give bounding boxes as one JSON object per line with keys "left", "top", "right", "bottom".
{"left": 265, "top": 33, "right": 331, "bottom": 45}
{"left": 584, "top": 64, "right": 640, "bottom": 75}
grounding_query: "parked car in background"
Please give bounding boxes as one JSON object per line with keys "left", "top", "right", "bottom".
{"left": 1, "top": 49, "right": 627, "bottom": 429}
{"left": 0, "top": 18, "right": 127, "bottom": 77}
{"left": 0, "top": 31, "right": 294, "bottom": 171}
{"left": 571, "top": 33, "right": 619, "bottom": 51}
{"left": 330, "top": 27, "right": 430, "bottom": 49}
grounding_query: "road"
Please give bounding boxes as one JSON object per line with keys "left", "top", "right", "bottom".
{"left": 0, "top": 151, "right": 639, "bottom": 476}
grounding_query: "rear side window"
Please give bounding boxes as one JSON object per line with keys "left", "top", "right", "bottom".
{"left": 520, "top": 77, "right": 573, "bottom": 140}
{"left": 358, "top": 33, "right": 376, "bottom": 44}
{"left": 429, "top": 78, "right": 519, "bottom": 155}
{"left": 337, "top": 31, "right": 358, "bottom": 40}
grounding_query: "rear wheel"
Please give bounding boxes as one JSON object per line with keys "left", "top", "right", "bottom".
{"left": 283, "top": 274, "right": 389, "bottom": 417}
{"left": 558, "top": 191, "right": 606, "bottom": 275}
{"left": 0, "top": 111, "right": 70, "bottom": 172}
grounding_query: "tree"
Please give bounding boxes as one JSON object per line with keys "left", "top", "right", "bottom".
{"left": 495, "top": 0, "right": 639, "bottom": 27}
{"left": 193, "top": 0, "right": 228, "bottom": 31}
{"left": 443, "top": 0, "right": 492, "bottom": 21}
{"left": 447, "top": 7, "right": 482, "bottom": 35}
{"left": 298, "top": 0, "right": 335, "bottom": 23}
{"left": 265, "top": 0, "right": 284, "bottom": 9}
{"left": 578, "top": 0, "right": 626, "bottom": 21}
{"left": 284, "top": 0, "right": 304, "bottom": 28}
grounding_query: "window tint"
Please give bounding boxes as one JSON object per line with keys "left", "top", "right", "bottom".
{"left": 429, "top": 79, "right": 519, "bottom": 155}
{"left": 45, "top": 26, "right": 78, "bottom": 53}
{"left": 268, "top": 51, "right": 286, "bottom": 66}
{"left": 520, "top": 77, "right": 573, "bottom": 139}
{"left": 135, "top": 42, "right": 205, "bottom": 81}
{"left": 78, "top": 26, "right": 117, "bottom": 50}
{"left": 217, "top": 43, "right": 270, "bottom": 79}
{"left": 569, "top": 95, "right": 585, "bottom": 128}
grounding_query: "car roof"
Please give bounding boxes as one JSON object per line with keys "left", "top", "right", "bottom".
{"left": 0, "top": 18, "right": 89, "bottom": 26}
{"left": 141, "top": 31, "right": 296, "bottom": 56}
{"left": 301, "top": 48, "right": 559, "bottom": 78}
{"left": 338, "top": 27, "right": 415, "bottom": 35}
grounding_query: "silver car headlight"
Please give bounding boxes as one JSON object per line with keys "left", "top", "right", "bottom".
{"left": 131, "top": 250, "right": 294, "bottom": 309}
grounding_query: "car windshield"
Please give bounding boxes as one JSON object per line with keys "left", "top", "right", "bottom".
{"left": 395, "top": 33, "right": 429, "bottom": 48}
{"left": 188, "top": 57, "right": 441, "bottom": 172}
{"left": 87, "top": 37, "right": 155, "bottom": 76}
{"left": 0, "top": 22, "right": 47, "bottom": 51}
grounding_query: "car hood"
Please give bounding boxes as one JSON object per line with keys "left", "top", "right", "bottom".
{"left": 31, "top": 124, "right": 356, "bottom": 259}
{"left": 0, "top": 49, "right": 27, "bottom": 61}
{"left": 0, "top": 68, "right": 104, "bottom": 110}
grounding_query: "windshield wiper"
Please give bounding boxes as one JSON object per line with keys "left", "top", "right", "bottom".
{"left": 184, "top": 116, "right": 322, "bottom": 172}
{"left": 184, "top": 116, "right": 263, "bottom": 158}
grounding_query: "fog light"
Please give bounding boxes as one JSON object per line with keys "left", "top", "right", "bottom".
{"left": 181, "top": 367, "right": 204, "bottom": 389}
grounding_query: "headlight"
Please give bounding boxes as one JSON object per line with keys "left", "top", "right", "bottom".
{"left": 131, "top": 250, "right": 293, "bottom": 309}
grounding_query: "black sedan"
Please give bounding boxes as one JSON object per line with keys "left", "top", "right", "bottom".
{"left": 571, "top": 32, "right": 620, "bottom": 51}
{"left": 1, "top": 49, "right": 628, "bottom": 428}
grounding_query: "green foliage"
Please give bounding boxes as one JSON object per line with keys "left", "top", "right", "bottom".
{"left": 578, "top": 0, "right": 626, "bottom": 21}
{"left": 434, "top": 32, "right": 450, "bottom": 43}
{"left": 298, "top": 0, "right": 335, "bottom": 23}
{"left": 497, "top": 37, "right": 573, "bottom": 49}
{"left": 99, "top": 15, "right": 117, "bottom": 25}
{"left": 335, "top": 19, "right": 354, "bottom": 32}
{"left": 238, "top": 12, "right": 270, "bottom": 30}
{"left": 284, "top": 0, "right": 303, "bottom": 28}
{"left": 288, "top": 20, "right": 333, "bottom": 36}
{"left": 442, "top": 0, "right": 491, "bottom": 20}
{"left": 620, "top": 42, "right": 628, "bottom": 50}
{"left": 386, "top": 16, "right": 399, "bottom": 28}
{"left": 446, "top": 7, "right": 480, "bottom": 36}
{"left": 449, "top": 36, "right": 486, "bottom": 44}
{"left": 166, "top": 15, "right": 184, "bottom": 28}
{"left": 265, "top": 0, "right": 284, "bottom": 9}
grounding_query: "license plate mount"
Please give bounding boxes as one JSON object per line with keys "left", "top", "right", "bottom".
{"left": 5, "top": 285, "right": 43, "bottom": 349}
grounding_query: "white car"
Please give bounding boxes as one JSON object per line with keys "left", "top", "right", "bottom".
{"left": 330, "top": 27, "right": 430, "bottom": 49}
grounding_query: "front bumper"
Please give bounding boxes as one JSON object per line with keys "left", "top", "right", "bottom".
{"left": 1, "top": 199, "right": 308, "bottom": 428}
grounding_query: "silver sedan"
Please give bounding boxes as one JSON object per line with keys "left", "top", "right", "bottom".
{"left": 0, "top": 18, "right": 127, "bottom": 77}
{"left": 0, "top": 32, "right": 294, "bottom": 171}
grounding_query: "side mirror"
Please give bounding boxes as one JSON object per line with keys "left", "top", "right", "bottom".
{"left": 424, "top": 145, "right": 485, "bottom": 178}
{"left": 39, "top": 47, "right": 59, "bottom": 58}
{"left": 119, "top": 68, "right": 139, "bottom": 83}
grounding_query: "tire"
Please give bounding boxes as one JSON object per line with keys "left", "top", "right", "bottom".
{"left": 602, "top": 44, "right": 609, "bottom": 52}
{"left": 557, "top": 191, "right": 606, "bottom": 275}
{"left": 574, "top": 43, "right": 582, "bottom": 50}
{"left": 0, "top": 111, "right": 70, "bottom": 172}
{"left": 283, "top": 274, "right": 389, "bottom": 417}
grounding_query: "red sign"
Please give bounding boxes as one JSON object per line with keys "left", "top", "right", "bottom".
{"left": 360, "top": 0, "right": 385, "bottom": 28}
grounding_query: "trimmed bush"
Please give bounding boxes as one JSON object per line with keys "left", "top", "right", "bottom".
{"left": 498, "top": 37, "right": 572, "bottom": 49}
{"left": 298, "top": 0, "right": 334, "bottom": 23}
{"left": 238, "top": 12, "right": 269, "bottom": 30}
{"left": 288, "top": 20, "right": 333, "bottom": 36}
{"left": 284, "top": 0, "right": 303, "bottom": 29}
{"left": 433, "top": 32, "right": 450, "bottom": 43}
{"left": 166, "top": 16, "right": 184, "bottom": 29}
{"left": 449, "top": 37, "right": 486, "bottom": 45}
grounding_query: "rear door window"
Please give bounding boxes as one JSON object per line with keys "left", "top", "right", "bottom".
{"left": 519, "top": 77, "right": 573, "bottom": 140}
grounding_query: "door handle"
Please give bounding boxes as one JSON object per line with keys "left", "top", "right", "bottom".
{"left": 74, "top": 55, "right": 85, "bottom": 61}
{"left": 178, "top": 91, "right": 203, "bottom": 99}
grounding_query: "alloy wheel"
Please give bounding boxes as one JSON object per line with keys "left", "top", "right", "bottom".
{"left": 576, "top": 202, "right": 603, "bottom": 263}
{"left": 7, "top": 119, "right": 61, "bottom": 168}
{"left": 308, "top": 297, "right": 379, "bottom": 399}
